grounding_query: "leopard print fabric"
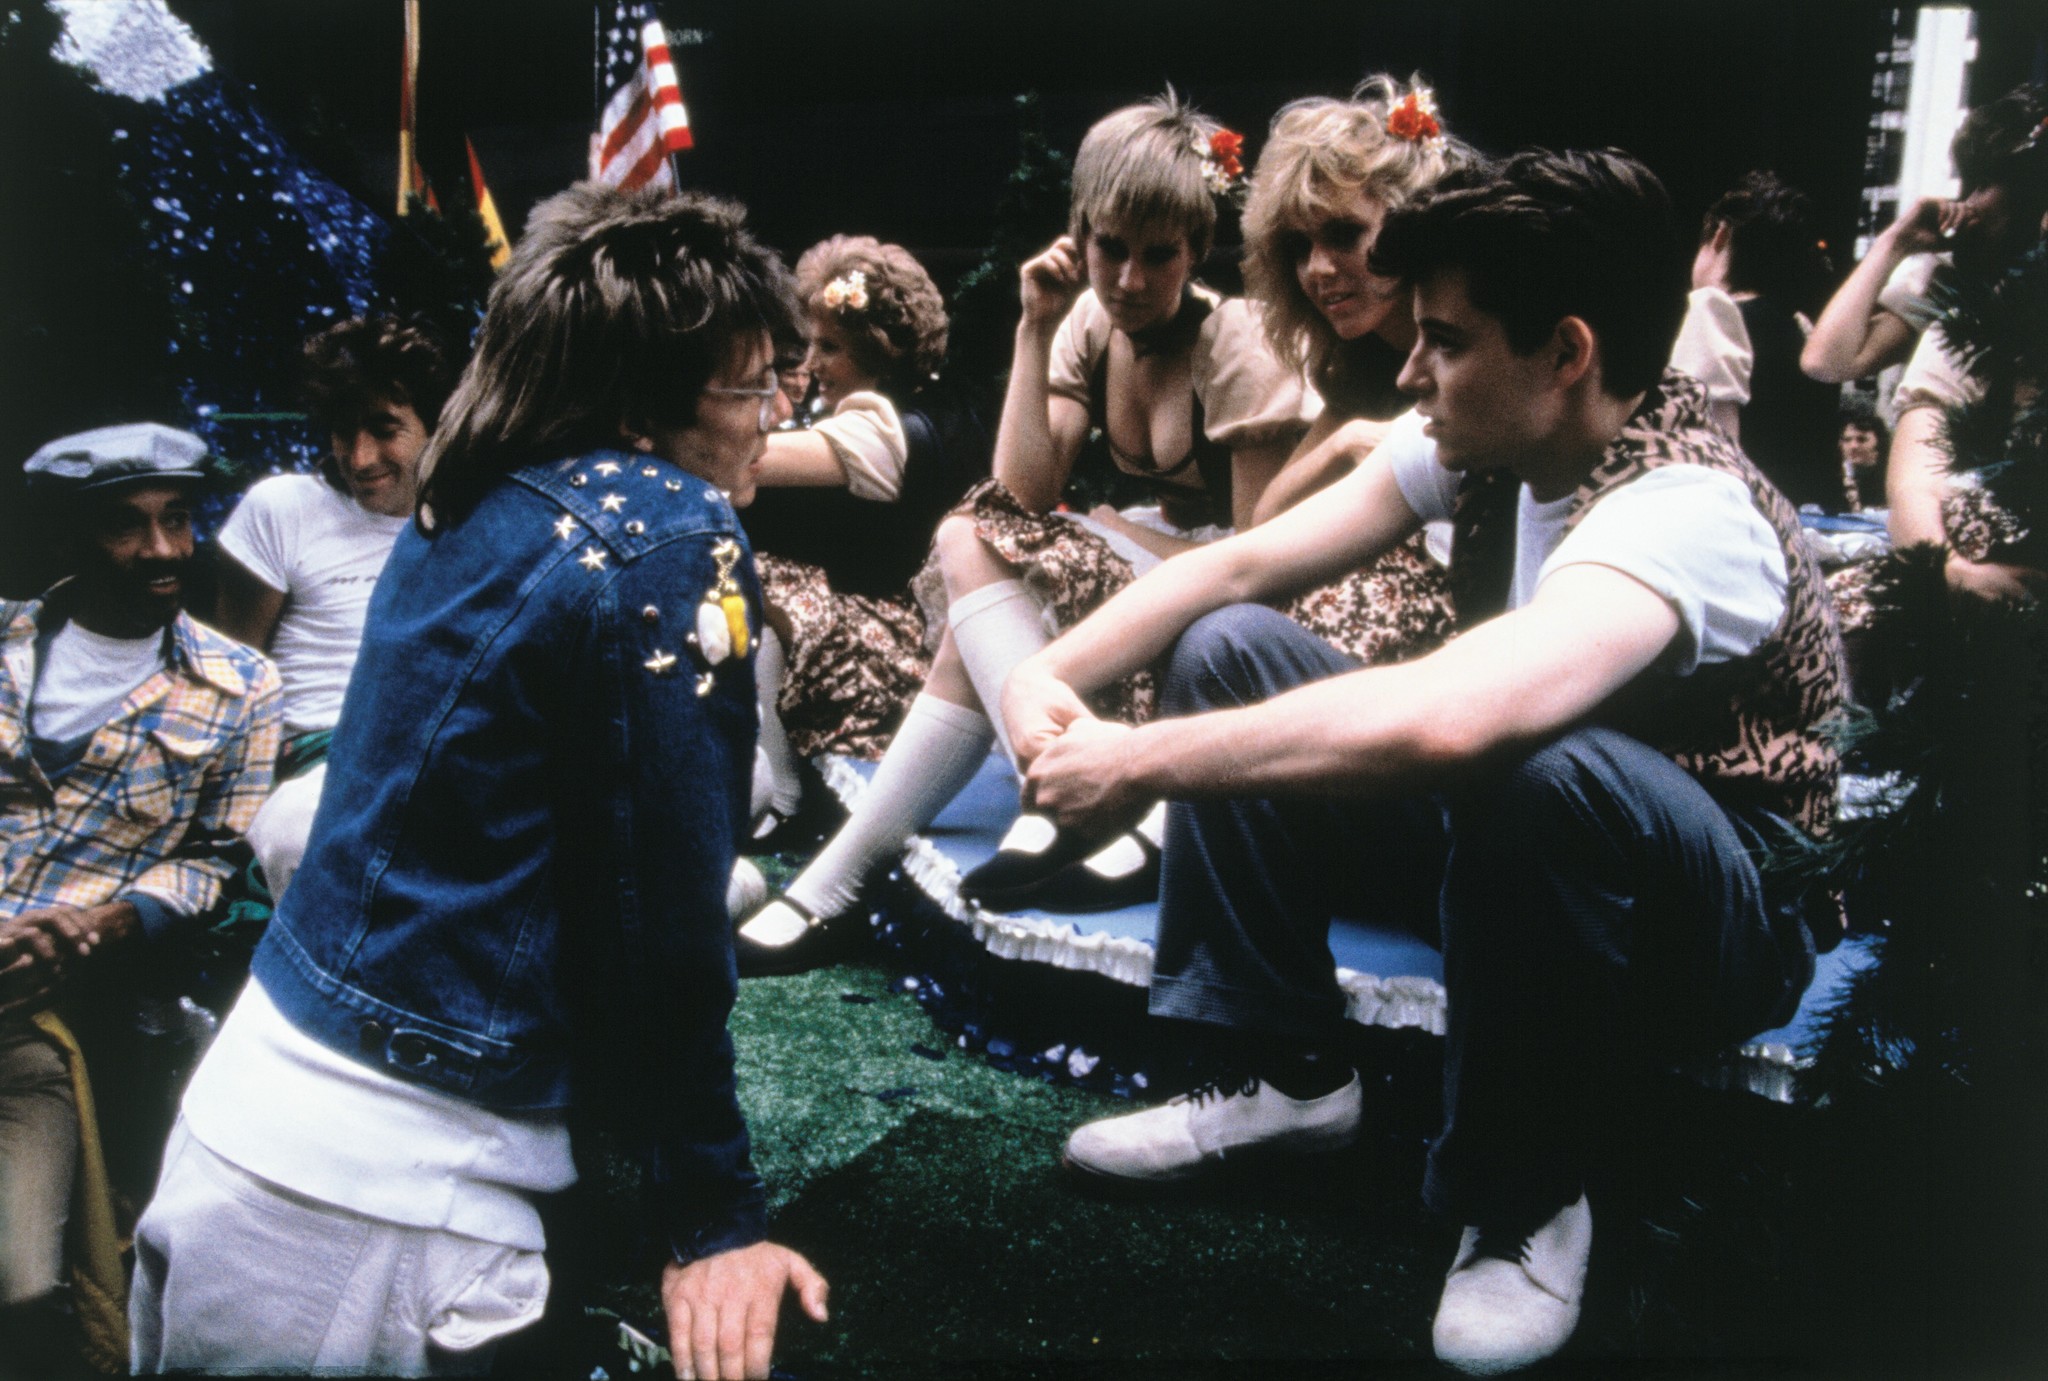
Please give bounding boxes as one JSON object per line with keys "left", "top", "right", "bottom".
{"left": 1826, "top": 482, "right": 2029, "bottom": 635}
{"left": 1450, "top": 372, "right": 1849, "bottom": 838}
{"left": 758, "top": 553, "right": 932, "bottom": 760}
{"left": 947, "top": 477, "right": 1157, "bottom": 725}
{"left": 949, "top": 476, "right": 1459, "bottom": 725}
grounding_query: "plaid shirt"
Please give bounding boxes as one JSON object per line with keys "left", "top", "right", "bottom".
{"left": 0, "top": 592, "right": 282, "bottom": 930}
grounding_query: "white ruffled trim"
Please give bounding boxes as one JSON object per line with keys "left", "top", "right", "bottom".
{"left": 1695, "top": 1040, "right": 1809, "bottom": 1105}
{"left": 818, "top": 754, "right": 1818, "bottom": 1089}
{"left": 816, "top": 754, "right": 1448, "bottom": 1034}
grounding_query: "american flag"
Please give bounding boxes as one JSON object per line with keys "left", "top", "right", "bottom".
{"left": 593, "top": 1, "right": 693, "bottom": 192}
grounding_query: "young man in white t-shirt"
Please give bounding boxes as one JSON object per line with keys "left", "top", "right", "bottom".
{"left": 1001, "top": 151, "right": 1847, "bottom": 1374}
{"left": 213, "top": 317, "right": 452, "bottom": 895}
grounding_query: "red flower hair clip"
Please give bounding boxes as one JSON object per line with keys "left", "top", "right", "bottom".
{"left": 1201, "top": 128, "right": 1245, "bottom": 195}
{"left": 1387, "top": 89, "right": 1444, "bottom": 145}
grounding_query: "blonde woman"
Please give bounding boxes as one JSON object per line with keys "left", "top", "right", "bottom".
{"left": 737, "top": 91, "right": 1316, "bottom": 971}
{"left": 1245, "top": 76, "right": 1471, "bottom": 666}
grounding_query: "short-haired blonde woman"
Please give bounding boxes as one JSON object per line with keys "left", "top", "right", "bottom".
{"left": 740, "top": 236, "right": 991, "bottom": 832}
{"left": 738, "top": 92, "right": 1316, "bottom": 971}
{"left": 1246, "top": 75, "right": 1470, "bottom": 666}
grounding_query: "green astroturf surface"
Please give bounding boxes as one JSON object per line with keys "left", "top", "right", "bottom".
{"left": 547, "top": 951, "right": 2048, "bottom": 1378}
{"left": 720, "top": 962, "right": 1456, "bottom": 1376}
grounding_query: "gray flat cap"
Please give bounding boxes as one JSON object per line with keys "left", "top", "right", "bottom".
{"left": 24, "top": 423, "right": 209, "bottom": 492}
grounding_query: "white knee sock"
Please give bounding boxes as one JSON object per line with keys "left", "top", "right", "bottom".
{"left": 948, "top": 579, "right": 1049, "bottom": 771}
{"left": 785, "top": 694, "right": 993, "bottom": 919}
{"left": 752, "top": 626, "right": 803, "bottom": 819}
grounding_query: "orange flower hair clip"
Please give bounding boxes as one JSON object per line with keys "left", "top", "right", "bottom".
{"left": 1201, "top": 128, "right": 1245, "bottom": 196}
{"left": 1387, "top": 88, "right": 1444, "bottom": 145}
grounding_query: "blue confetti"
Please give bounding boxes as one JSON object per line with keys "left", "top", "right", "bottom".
{"left": 116, "top": 74, "right": 390, "bottom": 537}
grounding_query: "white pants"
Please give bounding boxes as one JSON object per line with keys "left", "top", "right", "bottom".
{"left": 246, "top": 763, "right": 326, "bottom": 899}
{"left": 129, "top": 1122, "right": 547, "bottom": 1376}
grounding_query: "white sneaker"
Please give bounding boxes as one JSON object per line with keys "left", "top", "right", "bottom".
{"left": 1062, "top": 1072, "right": 1362, "bottom": 1183}
{"left": 1432, "top": 1194, "right": 1592, "bottom": 1375}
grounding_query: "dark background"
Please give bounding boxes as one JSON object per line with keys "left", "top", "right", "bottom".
{"left": 5, "top": 0, "right": 2045, "bottom": 600}
{"left": 167, "top": 0, "right": 2048, "bottom": 279}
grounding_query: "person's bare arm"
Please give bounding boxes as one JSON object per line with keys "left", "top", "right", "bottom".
{"left": 1081, "top": 506, "right": 1202, "bottom": 561}
{"left": 993, "top": 238, "right": 1092, "bottom": 513}
{"left": 754, "top": 429, "right": 850, "bottom": 488}
{"left": 1226, "top": 433, "right": 1307, "bottom": 532}
{"left": 1003, "top": 443, "right": 1419, "bottom": 766}
{"left": 1885, "top": 406, "right": 1949, "bottom": 549}
{"left": 212, "top": 555, "right": 287, "bottom": 650}
{"left": 1251, "top": 411, "right": 1386, "bottom": 526}
{"left": 1023, "top": 564, "right": 1682, "bottom": 829}
{"left": 1801, "top": 197, "right": 1958, "bottom": 383}
{"left": 1891, "top": 405, "right": 2048, "bottom": 601}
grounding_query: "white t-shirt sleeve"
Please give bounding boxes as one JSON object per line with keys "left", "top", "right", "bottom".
{"left": 215, "top": 476, "right": 298, "bottom": 593}
{"left": 1046, "top": 292, "right": 1107, "bottom": 409}
{"left": 1892, "top": 322, "right": 1982, "bottom": 416}
{"left": 1877, "top": 253, "right": 1944, "bottom": 333}
{"left": 1540, "top": 465, "right": 1788, "bottom": 674}
{"left": 1381, "top": 410, "right": 1459, "bottom": 523}
{"left": 1190, "top": 296, "right": 1321, "bottom": 445}
{"left": 1669, "top": 287, "right": 1754, "bottom": 405}
{"left": 810, "top": 391, "right": 908, "bottom": 502}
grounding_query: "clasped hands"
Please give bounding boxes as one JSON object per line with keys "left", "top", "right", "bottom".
{"left": 1002, "top": 660, "right": 1146, "bottom": 832}
{"left": 0, "top": 900, "right": 136, "bottom": 1019}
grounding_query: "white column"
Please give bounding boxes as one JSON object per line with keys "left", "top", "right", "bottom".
{"left": 1896, "top": 6, "right": 1978, "bottom": 206}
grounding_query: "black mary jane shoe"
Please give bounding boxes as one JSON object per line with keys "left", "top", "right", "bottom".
{"left": 1010, "top": 827, "right": 1162, "bottom": 914}
{"left": 959, "top": 808, "right": 1164, "bottom": 915}
{"left": 956, "top": 812, "right": 1102, "bottom": 910}
{"left": 746, "top": 767, "right": 847, "bottom": 858}
{"left": 733, "top": 895, "right": 858, "bottom": 978}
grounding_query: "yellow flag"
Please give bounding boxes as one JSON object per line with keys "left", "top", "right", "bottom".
{"left": 465, "top": 137, "right": 511, "bottom": 269}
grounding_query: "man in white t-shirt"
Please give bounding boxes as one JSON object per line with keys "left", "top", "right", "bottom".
{"left": 214, "top": 317, "right": 452, "bottom": 896}
{"left": 1002, "top": 151, "right": 1847, "bottom": 1374}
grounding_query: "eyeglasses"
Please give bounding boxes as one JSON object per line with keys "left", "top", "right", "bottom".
{"left": 703, "top": 371, "right": 783, "bottom": 431}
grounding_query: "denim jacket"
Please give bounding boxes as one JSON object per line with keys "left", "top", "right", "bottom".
{"left": 253, "top": 449, "right": 766, "bottom": 1263}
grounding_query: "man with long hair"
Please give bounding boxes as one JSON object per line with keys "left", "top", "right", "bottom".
{"left": 130, "top": 186, "right": 827, "bottom": 1380}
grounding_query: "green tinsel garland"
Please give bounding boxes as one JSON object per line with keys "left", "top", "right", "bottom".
{"left": 1793, "top": 244, "right": 2048, "bottom": 1107}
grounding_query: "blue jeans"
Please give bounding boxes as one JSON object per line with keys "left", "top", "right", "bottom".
{"left": 1147, "top": 605, "right": 1817, "bottom": 1221}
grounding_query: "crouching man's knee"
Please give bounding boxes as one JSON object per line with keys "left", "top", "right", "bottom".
{"left": 1161, "top": 605, "right": 1354, "bottom": 717}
